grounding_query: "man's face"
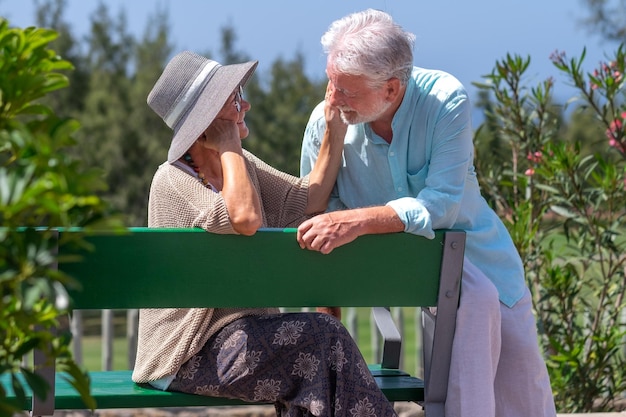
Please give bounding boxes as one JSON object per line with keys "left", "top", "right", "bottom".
{"left": 326, "top": 67, "right": 392, "bottom": 125}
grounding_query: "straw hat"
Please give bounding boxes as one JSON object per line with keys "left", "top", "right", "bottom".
{"left": 147, "top": 51, "right": 258, "bottom": 163}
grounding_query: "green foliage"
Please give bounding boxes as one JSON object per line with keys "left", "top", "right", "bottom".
{"left": 475, "top": 45, "right": 626, "bottom": 412}
{"left": 0, "top": 18, "right": 122, "bottom": 416}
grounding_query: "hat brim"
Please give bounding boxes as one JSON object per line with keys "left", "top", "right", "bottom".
{"left": 167, "top": 60, "right": 258, "bottom": 163}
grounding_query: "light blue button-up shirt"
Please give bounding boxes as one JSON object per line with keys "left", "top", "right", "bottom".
{"left": 300, "top": 66, "right": 525, "bottom": 308}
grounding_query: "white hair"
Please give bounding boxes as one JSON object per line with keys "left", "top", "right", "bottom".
{"left": 321, "top": 9, "right": 416, "bottom": 86}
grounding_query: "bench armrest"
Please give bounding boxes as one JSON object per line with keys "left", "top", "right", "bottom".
{"left": 372, "top": 307, "right": 402, "bottom": 369}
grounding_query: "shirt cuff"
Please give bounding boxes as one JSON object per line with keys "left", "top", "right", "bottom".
{"left": 386, "top": 197, "right": 435, "bottom": 239}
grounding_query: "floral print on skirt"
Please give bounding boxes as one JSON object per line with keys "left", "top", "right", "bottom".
{"left": 168, "top": 312, "right": 397, "bottom": 417}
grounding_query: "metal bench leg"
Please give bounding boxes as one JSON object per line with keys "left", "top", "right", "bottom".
{"left": 31, "top": 331, "right": 55, "bottom": 417}
{"left": 422, "top": 231, "right": 465, "bottom": 417}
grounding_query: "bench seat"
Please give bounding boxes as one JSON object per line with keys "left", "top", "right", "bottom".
{"left": 2, "top": 366, "right": 424, "bottom": 410}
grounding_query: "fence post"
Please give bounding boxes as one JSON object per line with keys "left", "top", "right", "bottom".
{"left": 71, "top": 310, "right": 83, "bottom": 365}
{"left": 127, "top": 309, "right": 138, "bottom": 369}
{"left": 371, "top": 309, "right": 381, "bottom": 363}
{"left": 347, "top": 307, "right": 358, "bottom": 342}
{"left": 415, "top": 307, "right": 423, "bottom": 377}
{"left": 102, "top": 309, "right": 113, "bottom": 371}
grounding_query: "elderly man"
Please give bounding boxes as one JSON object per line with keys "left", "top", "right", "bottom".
{"left": 298, "top": 8, "right": 557, "bottom": 417}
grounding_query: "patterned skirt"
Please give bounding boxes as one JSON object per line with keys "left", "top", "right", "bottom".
{"left": 168, "top": 312, "right": 397, "bottom": 417}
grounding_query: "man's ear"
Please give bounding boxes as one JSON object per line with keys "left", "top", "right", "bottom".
{"left": 385, "top": 78, "right": 402, "bottom": 102}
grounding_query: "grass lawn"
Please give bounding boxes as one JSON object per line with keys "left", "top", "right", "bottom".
{"left": 77, "top": 336, "right": 132, "bottom": 371}
{"left": 73, "top": 307, "right": 423, "bottom": 376}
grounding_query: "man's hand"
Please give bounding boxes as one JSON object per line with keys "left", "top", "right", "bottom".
{"left": 297, "top": 206, "right": 405, "bottom": 254}
{"left": 296, "top": 212, "right": 359, "bottom": 254}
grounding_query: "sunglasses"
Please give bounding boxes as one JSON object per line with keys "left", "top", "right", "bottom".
{"left": 233, "top": 86, "right": 244, "bottom": 112}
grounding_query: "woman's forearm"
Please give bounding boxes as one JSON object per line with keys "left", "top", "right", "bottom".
{"left": 305, "top": 96, "right": 347, "bottom": 214}
{"left": 305, "top": 127, "right": 344, "bottom": 214}
{"left": 220, "top": 149, "right": 262, "bottom": 235}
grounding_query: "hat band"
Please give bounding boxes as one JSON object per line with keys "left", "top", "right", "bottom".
{"left": 164, "top": 61, "right": 220, "bottom": 129}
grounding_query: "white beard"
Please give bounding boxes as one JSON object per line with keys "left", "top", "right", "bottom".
{"left": 338, "top": 96, "right": 392, "bottom": 125}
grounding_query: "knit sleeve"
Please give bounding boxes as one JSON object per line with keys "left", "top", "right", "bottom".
{"left": 242, "top": 150, "right": 310, "bottom": 228}
{"left": 147, "top": 163, "right": 237, "bottom": 234}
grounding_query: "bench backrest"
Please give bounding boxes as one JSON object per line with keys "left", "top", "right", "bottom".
{"left": 58, "top": 227, "right": 462, "bottom": 310}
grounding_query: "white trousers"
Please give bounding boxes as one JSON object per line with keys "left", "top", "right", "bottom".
{"left": 444, "top": 259, "right": 557, "bottom": 417}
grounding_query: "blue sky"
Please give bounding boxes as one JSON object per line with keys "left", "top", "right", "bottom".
{"left": 1, "top": 0, "right": 622, "bottom": 109}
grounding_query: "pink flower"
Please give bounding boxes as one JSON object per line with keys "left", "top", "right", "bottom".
{"left": 549, "top": 50, "right": 566, "bottom": 66}
{"left": 606, "top": 116, "right": 624, "bottom": 142}
{"left": 611, "top": 118, "right": 622, "bottom": 131}
{"left": 526, "top": 151, "right": 543, "bottom": 163}
{"left": 525, "top": 168, "right": 535, "bottom": 176}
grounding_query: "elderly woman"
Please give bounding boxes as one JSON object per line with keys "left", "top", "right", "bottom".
{"left": 131, "top": 51, "right": 397, "bottom": 417}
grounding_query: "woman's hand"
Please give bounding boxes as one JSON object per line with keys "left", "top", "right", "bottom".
{"left": 201, "top": 118, "right": 240, "bottom": 153}
{"left": 316, "top": 307, "right": 342, "bottom": 320}
{"left": 323, "top": 82, "right": 348, "bottom": 139}
{"left": 304, "top": 82, "right": 347, "bottom": 214}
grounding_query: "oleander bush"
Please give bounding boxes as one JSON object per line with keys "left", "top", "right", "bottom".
{"left": 475, "top": 46, "right": 626, "bottom": 412}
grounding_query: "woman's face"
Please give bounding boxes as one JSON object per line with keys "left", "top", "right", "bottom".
{"left": 215, "top": 85, "right": 251, "bottom": 139}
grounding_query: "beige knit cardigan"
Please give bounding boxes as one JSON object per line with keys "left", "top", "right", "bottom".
{"left": 132, "top": 150, "right": 310, "bottom": 383}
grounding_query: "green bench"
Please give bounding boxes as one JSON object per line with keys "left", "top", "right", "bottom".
{"left": 2, "top": 227, "right": 465, "bottom": 417}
